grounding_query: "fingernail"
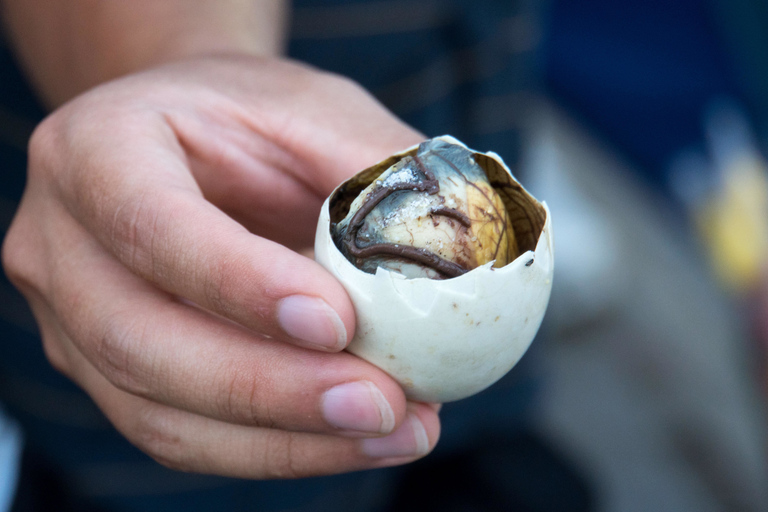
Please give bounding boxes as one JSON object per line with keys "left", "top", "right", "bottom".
{"left": 361, "top": 412, "right": 430, "bottom": 458}
{"left": 322, "top": 381, "right": 396, "bottom": 434}
{"left": 277, "top": 295, "right": 347, "bottom": 350}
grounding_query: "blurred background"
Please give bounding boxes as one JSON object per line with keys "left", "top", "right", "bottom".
{"left": 2, "top": 0, "right": 768, "bottom": 510}
{"left": 526, "top": 0, "right": 768, "bottom": 510}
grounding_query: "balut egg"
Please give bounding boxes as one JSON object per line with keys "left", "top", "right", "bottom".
{"left": 315, "top": 136, "right": 553, "bottom": 402}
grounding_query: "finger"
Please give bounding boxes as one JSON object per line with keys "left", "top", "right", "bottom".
{"left": 37, "top": 211, "right": 413, "bottom": 436}
{"left": 159, "top": 103, "right": 327, "bottom": 248}
{"left": 244, "top": 64, "right": 426, "bottom": 194}
{"left": 142, "top": 57, "right": 425, "bottom": 199}
{"left": 24, "top": 289, "right": 441, "bottom": 477}
{"left": 34, "top": 113, "right": 355, "bottom": 352}
{"left": 58, "top": 330, "right": 441, "bottom": 478}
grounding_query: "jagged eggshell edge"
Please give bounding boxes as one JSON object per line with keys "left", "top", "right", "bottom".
{"left": 314, "top": 142, "right": 554, "bottom": 402}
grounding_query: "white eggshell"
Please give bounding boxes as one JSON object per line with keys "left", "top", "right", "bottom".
{"left": 314, "top": 141, "right": 554, "bottom": 403}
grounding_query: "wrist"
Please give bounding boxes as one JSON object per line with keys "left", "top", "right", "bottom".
{"left": 2, "top": 0, "right": 289, "bottom": 108}
{"left": 131, "top": 1, "right": 289, "bottom": 72}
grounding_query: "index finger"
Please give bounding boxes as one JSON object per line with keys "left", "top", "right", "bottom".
{"left": 35, "top": 112, "right": 354, "bottom": 351}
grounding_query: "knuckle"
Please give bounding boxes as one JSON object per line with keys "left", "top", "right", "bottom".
{"left": 147, "top": 444, "right": 192, "bottom": 473}
{"left": 201, "top": 258, "right": 233, "bottom": 316}
{"left": 93, "top": 312, "right": 153, "bottom": 397}
{"left": 1, "top": 217, "right": 31, "bottom": 289}
{"left": 27, "top": 114, "right": 63, "bottom": 181}
{"left": 107, "top": 191, "right": 195, "bottom": 292}
{"left": 1, "top": 202, "right": 48, "bottom": 298}
{"left": 261, "top": 431, "right": 302, "bottom": 479}
{"left": 219, "top": 366, "right": 275, "bottom": 428}
{"left": 107, "top": 191, "right": 161, "bottom": 277}
{"left": 315, "top": 72, "right": 374, "bottom": 107}
{"left": 199, "top": 241, "right": 256, "bottom": 319}
{"left": 130, "top": 407, "right": 191, "bottom": 472}
{"left": 39, "top": 328, "right": 71, "bottom": 376}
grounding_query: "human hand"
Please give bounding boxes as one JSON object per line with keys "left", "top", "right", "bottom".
{"left": 2, "top": 56, "right": 440, "bottom": 478}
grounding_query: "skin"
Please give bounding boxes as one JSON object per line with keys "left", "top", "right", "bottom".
{"left": 0, "top": 1, "right": 440, "bottom": 478}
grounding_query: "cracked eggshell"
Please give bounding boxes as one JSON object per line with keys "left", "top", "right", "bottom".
{"left": 314, "top": 136, "right": 553, "bottom": 403}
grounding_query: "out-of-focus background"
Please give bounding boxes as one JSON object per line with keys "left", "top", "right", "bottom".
{"left": 520, "top": 0, "right": 768, "bottom": 510}
{"left": 2, "top": 0, "right": 768, "bottom": 510}
{"left": 526, "top": 104, "right": 768, "bottom": 511}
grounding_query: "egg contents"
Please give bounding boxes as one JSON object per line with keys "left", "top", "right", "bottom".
{"left": 333, "top": 138, "right": 519, "bottom": 279}
{"left": 315, "top": 136, "right": 553, "bottom": 402}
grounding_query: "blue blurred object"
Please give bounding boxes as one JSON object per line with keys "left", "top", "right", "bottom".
{"left": 0, "top": 408, "right": 22, "bottom": 512}
{"left": 543, "top": 0, "right": 746, "bottom": 189}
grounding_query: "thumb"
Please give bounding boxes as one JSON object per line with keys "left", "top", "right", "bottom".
{"left": 261, "top": 69, "right": 425, "bottom": 195}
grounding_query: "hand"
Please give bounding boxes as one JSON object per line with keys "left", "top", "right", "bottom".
{"left": 2, "top": 56, "right": 440, "bottom": 478}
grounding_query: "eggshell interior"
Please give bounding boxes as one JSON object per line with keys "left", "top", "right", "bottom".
{"left": 315, "top": 193, "right": 553, "bottom": 403}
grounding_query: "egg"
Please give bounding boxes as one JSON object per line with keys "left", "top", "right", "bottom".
{"left": 314, "top": 136, "right": 553, "bottom": 402}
